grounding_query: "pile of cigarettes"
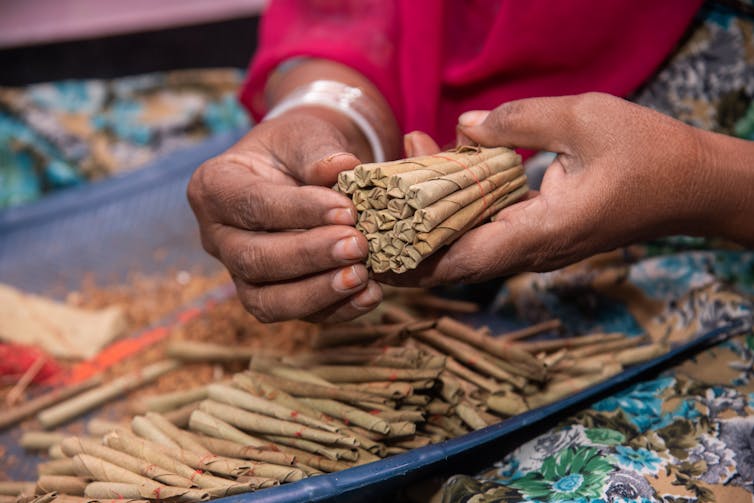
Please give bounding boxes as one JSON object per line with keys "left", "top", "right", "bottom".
{"left": 0, "top": 293, "right": 669, "bottom": 502}
{"left": 336, "top": 146, "right": 528, "bottom": 273}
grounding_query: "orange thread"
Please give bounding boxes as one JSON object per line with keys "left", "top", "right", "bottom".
{"left": 431, "top": 153, "right": 491, "bottom": 213}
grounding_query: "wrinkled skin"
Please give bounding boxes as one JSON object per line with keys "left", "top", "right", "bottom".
{"left": 190, "top": 92, "right": 754, "bottom": 322}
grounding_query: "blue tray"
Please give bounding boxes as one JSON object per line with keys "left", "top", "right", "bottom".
{"left": 0, "top": 129, "right": 738, "bottom": 501}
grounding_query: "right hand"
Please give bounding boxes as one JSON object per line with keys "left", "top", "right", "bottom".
{"left": 187, "top": 109, "right": 383, "bottom": 323}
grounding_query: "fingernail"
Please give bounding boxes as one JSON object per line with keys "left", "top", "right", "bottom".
{"left": 332, "top": 265, "right": 367, "bottom": 292}
{"left": 333, "top": 236, "right": 366, "bottom": 261}
{"left": 322, "top": 152, "right": 358, "bottom": 165}
{"left": 351, "top": 280, "right": 383, "bottom": 309}
{"left": 458, "top": 110, "right": 489, "bottom": 127}
{"left": 325, "top": 207, "right": 356, "bottom": 225}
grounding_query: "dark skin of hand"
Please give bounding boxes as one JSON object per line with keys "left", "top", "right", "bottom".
{"left": 188, "top": 60, "right": 754, "bottom": 323}
{"left": 187, "top": 60, "right": 401, "bottom": 322}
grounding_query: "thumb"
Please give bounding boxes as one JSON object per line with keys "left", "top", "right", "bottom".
{"left": 458, "top": 96, "right": 577, "bottom": 154}
{"left": 378, "top": 195, "right": 548, "bottom": 288}
{"left": 404, "top": 131, "right": 441, "bottom": 157}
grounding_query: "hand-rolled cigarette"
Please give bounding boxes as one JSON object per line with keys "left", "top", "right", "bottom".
{"left": 34, "top": 476, "right": 87, "bottom": 496}
{"left": 233, "top": 374, "right": 342, "bottom": 430}
{"left": 438, "top": 373, "right": 463, "bottom": 404}
{"left": 308, "top": 365, "right": 441, "bottom": 383}
{"left": 166, "top": 341, "right": 256, "bottom": 362}
{"left": 144, "top": 412, "right": 210, "bottom": 455}
{"left": 495, "top": 319, "right": 563, "bottom": 343}
{"left": 435, "top": 316, "right": 545, "bottom": 380}
{"left": 162, "top": 401, "right": 201, "bottom": 428}
{"left": 199, "top": 400, "right": 358, "bottom": 447}
{"left": 425, "top": 400, "right": 452, "bottom": 416}
{"left": 403, "top": 148, "right": 520, "bottom": 208}
{"left": 269, "top": 446, "right": 352, "bottom": 473}
{"left": 387, "top": 148, "right": 510, "bottom": 198}
{"left": 427, "top": 414, "right": 469, "bottom": 437}
{"left": 131, "top": 415, "right": 180, "bottom": 449}
{"left": 86, "top": 419, "right": 129, "bottom": 437}
{"left": 37, "top": 458, "right": 77, "bottom": 476}
{"left": 103, "top": 430, "right": 228, "bottom": 489}
{"left": 412, "top": 170, "right": 526, "bottom": 232}
{"left": 262, "top": 435, "right": 354, "bottom": 461}
{"left": 83, "top": 481, "right": 210, "bottom": 502}
{"left": 568, "top": 335, "right": 646, "bottom": 358}
{"left": 614, "top": 343, "right": 668, "bottom": 366}
{"left": 369, "top": 409, "right": 425, "bottom": 423}
{"left": 413, "top": 329, "right": 526, "bottom": 388}
{"left": 386, "top": 198, "right": 413, "bottom": 219}
{"left": 340, "top": 382, "right": 414, "bottom": 400}
{"left": 188, "top": 409, "right": 270, "bottom": 447}
{"left": 207, "top": 384, "right": 337, "bottom": 433}
{"left": 20, "top": 432, "right": 65, "bottom": 451}
{"left": 551, "top": 359, "right": 605, "bottom": 376}
{"left": 143, "top": 387, "right": 208, "bottom": 413}
{"left": 454, "top": 402, "right": 491, "bottom": 431}
{"left": 389, "top": 436, "right": 433, "bottom": 450}
{"left": 38, "top": 360, "right": 179, "bottom": 429}
{"left": 517, "top": 332, "right": 626, "bottom": 354}
{"left": 297, "top": 398, "right": 391, "bottom": 435}
{"left": 241, "top": 370, "right": 386, "bottom": 406}
{"left": 309, "top": 365, "right": 440, "bottom": 383}
{"left": 526, "top": 373, "right": 609, "bottom": 409}
{"left": 0, "top": 376, "right": 102, "bottom": 431}
{"left": 486, "top": 392, "right": 529, "bottom": 417}
{"left": 411, "top": 183, "right": 529, "bottom": 265}
{"left": 73, "top": 454, "right": 212, "bottom": 502}
{"left": 60, "top": 436, "right": 194, "bottom": 488}
{"left": 189, "top": 433, "right": 296, "bottom": 466}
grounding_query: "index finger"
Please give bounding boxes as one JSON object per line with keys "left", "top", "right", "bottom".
{"left": 193, "top": 161, "right": 358, "bottom": 231}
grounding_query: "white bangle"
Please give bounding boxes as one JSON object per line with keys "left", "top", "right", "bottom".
{"left": 263, "top": 80, "right": 386, "bottom": 163}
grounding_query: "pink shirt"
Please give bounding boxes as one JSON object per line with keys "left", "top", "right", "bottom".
{"left": 242, "top": 0, "right": 702, "bottom": 148}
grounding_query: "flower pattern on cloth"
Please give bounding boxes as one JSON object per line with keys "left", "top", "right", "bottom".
{"left": 0, "top": 69, "right": 250, "bottom": 208}
{"left": 442, "top": 5, "right": 754, "bottom": 497}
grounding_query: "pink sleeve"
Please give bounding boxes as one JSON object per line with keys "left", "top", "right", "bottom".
{"left": 240, "top": 0, "right": 403, "bottom": 124}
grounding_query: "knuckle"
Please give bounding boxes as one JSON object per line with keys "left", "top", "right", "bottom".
{"left": 238, "top": 285, "right": 278, "bottom": 323}
{"left": 225, "top": 240, "right": 266, "bottom": 282}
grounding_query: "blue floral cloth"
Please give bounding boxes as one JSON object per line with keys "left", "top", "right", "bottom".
{"left": 441, "top": 5, "right": 754, "bottom": 499}
{"left": 0, "top": 69, "right": 250, "bottom": 208}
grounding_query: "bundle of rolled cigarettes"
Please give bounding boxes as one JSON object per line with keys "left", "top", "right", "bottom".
{"left": 2, "top": 295, "right": 670, "bottom": 502}
{"left": 336, "top": 146, "right": 528, "bottom": 273}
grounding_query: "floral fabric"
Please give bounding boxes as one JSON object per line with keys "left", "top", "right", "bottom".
{"left": 0, "top": 69, "right": 250, "bottom": 209}
{"left": 441, "top": 6, "right": 754, "bottom": 501}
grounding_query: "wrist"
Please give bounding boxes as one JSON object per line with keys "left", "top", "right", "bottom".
{"left": 694, "top": 130, "right": 754, "bottom": 245}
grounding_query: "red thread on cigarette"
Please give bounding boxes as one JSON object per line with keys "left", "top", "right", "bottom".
{"left": 198, "top": 454, "right": 216, "bottom": 466}
{"left": 152, "top": 487, "right": 161, "bottom": 498}
{"left": 388, "top": 372, "right": 398, "bottom": 381}
{"left": 343, "top": 419, "right": 350, "bottom": 425}
{"left": 431, "top": 153, "right": 490, "bottom": 212}
{"left": 369, "top": 409, "right": 381, "bottom": 415}
{"left": 295, "top": 431, "right": 303, "bottom": 438}
{"left": 290, "top": 410, "right": 299, "bottom": 417}
{"left": 189, "top": 469, "right": 203, "bottom": 482}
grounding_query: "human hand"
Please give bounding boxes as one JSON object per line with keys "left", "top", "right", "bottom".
{"left": 380, "top": 93, "right": 715, "bottom": 287}
{"left": 187, "top": 109, "right": 383, "bottom": 322}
